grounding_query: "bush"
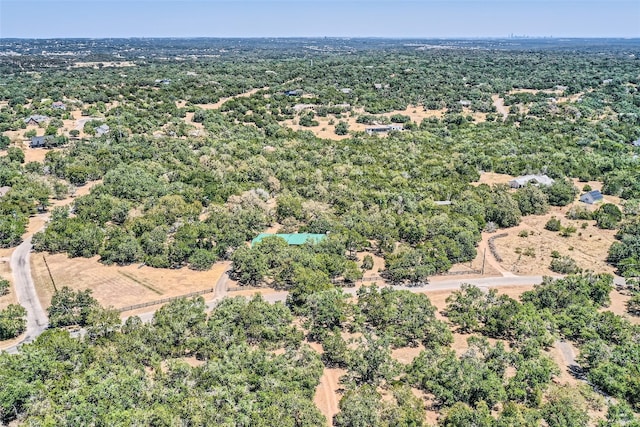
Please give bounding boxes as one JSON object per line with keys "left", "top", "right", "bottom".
{"left": 594, "top": 203, "right": 623, "bottom": 230}
{"left": 188, "top": 249, "right": 217, "bottom": 271}
{"left": 0, "top": 278, "right": 9, "bottom": 296}
{"left": 550, "top": 256, "right": 580, "bottom": 274}
{"left": 559, "top": 225, "right": 577, "bottom": 237}
{"left": 566, "top": 205, "right": 593, "bottom": 220}
{"left": 518, "top": 230, "right": 529, "bottom": 237}
{"left": 0, "top": 304, "right": 26, "bottom": 340}
{"left": 545, "top": 217, "right": 562, "bottom": 231}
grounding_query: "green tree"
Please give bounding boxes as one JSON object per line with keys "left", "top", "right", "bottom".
{"left": 335, "top": 121, "right": 349, "bottom": 135}
{"left": 543, "top": 178, "right": 579, "bottom": 206}
{"left": 0, "top": 304, "right": 27, "bottom": 339}
{"left": 47, "top": 287, "right": 99, "bottom": 328}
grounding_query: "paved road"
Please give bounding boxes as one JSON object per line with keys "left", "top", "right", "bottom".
{"left": 5, "top": 236, "right": 48, "bottom": 354}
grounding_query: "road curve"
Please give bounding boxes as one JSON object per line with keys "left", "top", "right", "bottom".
{"left": 4, "top": 236, "right": 49, "bottom": 353}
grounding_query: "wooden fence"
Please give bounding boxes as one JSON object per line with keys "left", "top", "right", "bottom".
{"left": 117, "top": 287, "right": 216, "bottom": 313}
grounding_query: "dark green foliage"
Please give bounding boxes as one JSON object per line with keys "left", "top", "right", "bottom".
{"left": 356, "top": 285, "right": 452, "bottom": 348}
{"left": 0, "top": 278, "right": 8, "bottom": 296}
{"left": 514, "top": 184, "right": 549, "bottom": 216}
{"left": 335, "top": 120, "right": 349, "bottom": 135}
{"left": 445, "top": 284, "right": 555, "bottom": 351}
{"left": 0, "top": 304, "right": 26, "bottom": 340}
{"left": 541, "top": 386, "right": 590, "bottom": 427}
{"left": 550, "top": 255, "right": 581, "bottom": 274}
{"left": 334, "top": 385, "right": 427, "bottom": 427}
{"left": 408, "top": 342, "right": 508, "bottom": 408}
{"left": 543, "top": 179, "right": 579, "bottom": 207}
{"left": 595, "top": 203, "right": 623, "bottom": 229}
{"left": 0, "top": 297, "right": 325, "bottom": 425}
{"left": 486, "top": 185, "right": 521, "bottom": 228}
{"left": 47, "top": 286, "right": 99, "bottom": 328}
{"left": 545, "top": 217, "right": 562, "bottom": 231}
{"left": 0, "top": 135, "right": 9, "bottom": 149}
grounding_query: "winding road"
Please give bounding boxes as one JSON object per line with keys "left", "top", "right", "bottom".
{"left": 5, "top": 236, "right": 48, "bottom": 353}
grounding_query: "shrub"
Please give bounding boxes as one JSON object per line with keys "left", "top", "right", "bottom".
{"left": 566, "top": 205, "right": 593, "bottom": 220}
{"left": 550, "top": 256, "right": 580, "bottom": 274}
{"left": 518, "top": 230, "right": 529, "bottom": 237}
{"left": 559, "top": 225, "right": 577, "bottom": 237}
{"left": 0, "top": 278, "right": 9, "bottom": 296}
{"left": 545, "top": 217, "right": 562, "bottom": 232}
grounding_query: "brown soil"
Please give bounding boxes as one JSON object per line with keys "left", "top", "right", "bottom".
{"left": 493, "top": 208, "right": 617, "bottom": 277}
{"left": 282, "top": 105, "right": 448, "bottom": 141}
{"left": 314, "top": 366, "right": 346, "bottom": 426}
{"left": 491, "top": 94, "right": 509, "bottom": 120}
{"left": 391, "top": 344, "right": 425, "bottom": 365}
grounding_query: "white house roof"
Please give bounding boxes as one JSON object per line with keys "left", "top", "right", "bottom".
{"left": 510, "top": 174, "right": 555, "bottom": 187}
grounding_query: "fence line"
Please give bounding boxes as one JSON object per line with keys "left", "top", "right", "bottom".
{"left": 487, "top": 233, "right": 509, "bottom": 263}
{"left": 117, "top": 287, "right": 216, "bottom": 313}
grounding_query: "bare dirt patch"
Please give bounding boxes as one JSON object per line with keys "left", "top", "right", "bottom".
{"left": 314, "top": 367, "right": 346, "bottom": 426}
{"left": 391, "top": 344, "right": 425, "bottom": 365}
{"left": 282, "top": 105, "right": 448, "bottom": 141}
{"left": 491, "top": 94, "right": 509, "bottom": 120}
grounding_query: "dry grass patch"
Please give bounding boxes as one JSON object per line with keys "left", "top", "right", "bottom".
{"left": 30, "top": 253, "right": 230, "bottom": 311}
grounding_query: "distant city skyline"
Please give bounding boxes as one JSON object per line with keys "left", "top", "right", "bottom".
{"left": 1, "top": 0, "right": 638, "bottom": 39}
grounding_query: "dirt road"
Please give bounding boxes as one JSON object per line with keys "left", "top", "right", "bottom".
{"left": 5, "top": 236, "right": 48, "bottom": 353}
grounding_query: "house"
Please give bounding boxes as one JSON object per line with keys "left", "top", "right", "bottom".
{"left": 284, "top": 89, "right": 301, "bottom": 96}
{"left": 632, "top": 137, "right": 640, "bottom": 147}
{"left": 251, "top": 233, "right": 326, "bottom": 246}
{"left": 580, "top": 190, "right": 604, "bottom": 205}
{"left": 95, "top": 124, "right": 110, "bottom": 135}
{"left": 365, "top": 125, "right": 403, "bottom": 134}
{"left": 509, "top": 174, "right": 555, "bottom": 188}
{"left": 0, "top": 186, "right": 10, "bottom": 198}
{"left": 23, "top": 115, "right": 49, "bottom": 126}
{"left": 459, "top": 100, "right": 472, "bottom": 107}
{"left": 30, "top": 135, "right": 55, "bottom": 148}
{"left": 340, "top": 88, "right": 352, "bottom": 94}
{"left": 52, "top": 101, "right": 66, "bottom": 110}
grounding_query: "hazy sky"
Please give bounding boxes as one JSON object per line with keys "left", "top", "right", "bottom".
{"left": 1, "top": 0, "right": 638, "bottom": 38}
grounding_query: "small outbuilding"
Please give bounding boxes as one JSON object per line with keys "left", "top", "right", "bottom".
{"left": 52, "top": 101, "right": 66, "bottom": 110}
{"left": 580, "top": 190, "right": 604, "bottom": 205}
{"left": 509, "top": 174, "right": 555, "bottom": 188}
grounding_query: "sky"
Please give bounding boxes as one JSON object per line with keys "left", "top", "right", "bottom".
{"left": 1, "top": 0, "right": 638, "bottom": 39}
